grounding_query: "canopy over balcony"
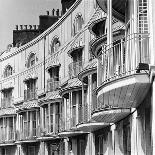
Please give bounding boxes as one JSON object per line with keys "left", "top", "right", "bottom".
{"left": 96, "top": 0, "right": 125, "bottom": 22}
{"left": 91, "top": 108, "right": 131, "bottom": 123}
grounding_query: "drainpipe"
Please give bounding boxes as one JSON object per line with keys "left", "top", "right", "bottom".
{"left": 44, "top": 37, "right": 46, "bottom": 92}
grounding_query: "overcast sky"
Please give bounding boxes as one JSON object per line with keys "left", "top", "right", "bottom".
{"left": 0, "top": 0, "right": 61, "bottom": 52}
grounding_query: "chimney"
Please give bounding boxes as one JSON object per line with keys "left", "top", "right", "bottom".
{"left": 56, "top": 9, "right": 59, "bottom": 16}
{"left": 47, "top": 11, "right": 49, "bottom": 16}
{"left": 29, "top": 25, "right": 32, "bottom": 30}
{"left": 33, "top": 25, "right": 36, "bottom": 29}
{"left": 52, "top": 9, "right": 55, "bottom": 16}
{"left": 24, "top": 25, "right": 27, "bottom": 30}
{"left": 20, "top": 25, "right": 23, "bottom": 30}
{"left": 16, "top": 25, "right": 18, "bottom": 30}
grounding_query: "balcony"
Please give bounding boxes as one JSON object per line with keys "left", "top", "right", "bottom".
{"left": 68, "top": 61, "right": 83, "bottom": 78}
{"left": 47, "top": 78, "right": 60, "bottom": 92}
{"left": 96, "top": 0, "right": 125, "bottom": 22}
{"left": 24, "top": 89, "right": 37, "bottom": 101}
{"left": 1, "top": 97, "right": 13, "bottom": 108}
{"left": 58, "top": 117, "right": 86, "bottom": 137}
{"left": 77, "top": 92, "right": 109, "bottom": 132}
{"left": 96, "top": 33, "right": 150, "bottom": 110}
{"left": 18, "top": 126, "right": 40, "bottom": 141}
{"left": 0, "top": 130, "right": 16, "bottom": 143}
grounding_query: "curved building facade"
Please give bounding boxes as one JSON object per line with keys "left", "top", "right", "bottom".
{"left": 0, "top": 0, "right": 155, "bottom": 154}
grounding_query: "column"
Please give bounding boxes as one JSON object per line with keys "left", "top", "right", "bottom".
{"left": 131, "top": 108, "right": 137, "bottom": 155}
{"left": 89, "top": 74, "right": 92, "bottom": 120}
{"left": 69, "top": 92, "right": 72, "bottom": 128}
{"left": 152, "top": 77, "right": 155, "bottom": 154}
{"left": 48, "top": 103, "right": 51, "bottom": 133}
{"left": 53, "top": 104, "right": 56, "bottom": 134}
{"left": 82, "top": 80, "right": 85, "bottom": 122}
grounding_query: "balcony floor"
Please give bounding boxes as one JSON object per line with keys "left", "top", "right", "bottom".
{"left": 97, "top": 73, "right": 150, "bottom": 108}
{"left": 91, "top": 108, "right": 130, "bottom": 123}
{"left": 76, "top": 122, "right": 109, "bottom": 132}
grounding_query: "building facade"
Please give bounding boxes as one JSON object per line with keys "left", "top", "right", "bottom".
{"left": 0, "top": 0, "right": 155, "bottom": 154}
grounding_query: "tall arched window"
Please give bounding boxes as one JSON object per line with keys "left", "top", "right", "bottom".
{"left": 27, "top": 53, "right": 35, "bottom": 68}
{"left": 50, "top": 37, "right": 61, "bottom": 54}
{"left": 4, "top": 65, "right": 13, "bottom": 78}
{"left": 72, "top": 14, "right": 84, "bottom": 36}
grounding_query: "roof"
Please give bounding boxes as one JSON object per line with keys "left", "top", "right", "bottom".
{"left": 18, "top": 100, "right": 39, "bottom": 111}
{"left": 39, "top": 90, "right": 62, "bottom": 104}
{"left": 88, "top": 6, "right": 107, "bottom": 28}
{"left": 78, "top": 59, "right": 97, "bottom": 80}
{"left": 60, "top": 78, "right": 82, "bottom": 95}
{"left": 0, "top": 107, "right": 16, "bottom": 117}
{"left": 83, "top": 59, "right": 97, "bottom": 71}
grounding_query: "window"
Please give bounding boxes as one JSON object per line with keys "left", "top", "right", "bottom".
{"left": 24, "top": 79, "right": 36, "bottom": 101}
{"left": 72, "top": 14, "right": 84, "bottom": 36}
{"left": 32, "top": 111, "right": 37, "bottom": 136}
{"left": 2, "top": 89, "right": 12, "bottom": 108}
{"left": 50, "top": 104, "right": 54, "bottom": 133}
{"left": 27, "top": 53, "right": 35, "bottom": 68}
{"left": 138, "top": 0, "right": 148, "bottom": 33}
{"left": 28, "top": 146, "right": 36, "bottom": 155}
{"left": 4, "top": 65, "right": 13, "bottom": 78}
{"left": 50, "top": 37, "right": 60, "bottom": 54}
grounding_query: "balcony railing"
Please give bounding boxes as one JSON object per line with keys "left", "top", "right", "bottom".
{"left": 1, "top": 97, "right": 13, "bottom": 108}
{"left": 98, "top": 33, "right": 150, "bottom": 84}
{"left": 18, "top": 126, "right": 40, "bottom": 141}
{"left": 47, "top": 78, "right": 60, "bottom": 92}
{"left": 68, "top": 61, "right": 83, "bottom": 78}
{"left": 24, "top": 89, "right": 37, "bottom": 101}
{"left": 0, "top": 130, "right": 16, "bottom": 143}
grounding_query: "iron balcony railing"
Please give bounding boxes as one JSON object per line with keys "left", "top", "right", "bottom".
{"left": 18, "top": 125, "right": 40, "bottom": 141}
{"left": 1, "top": 97, "right": 14, "bottom": 108}
{"left": 24, "top": 89, "right": 37, "bottom": 101}
{"left": 47, "top": 78, "right": 60, "bottom": 92}
{"left": 98, "top": 33, "right": 150, "bottom": 84}
{"left": 68, "top": 61, "right": 83, "bottom": 78}
{"left": 0, "top": 130, "right": 16, "bottom": 143}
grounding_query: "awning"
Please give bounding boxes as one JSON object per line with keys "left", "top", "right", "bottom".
{"left": 0, "top": 107, "right": 16, "bottom": 117}
{"left": 18, "top": 100, "right": 39, "bottom": 111}
{"left": 39, "top": 90, "right": 62, "bottom": 105}
{"left": 60, "top": 78, "right": 83, "bottom": 96}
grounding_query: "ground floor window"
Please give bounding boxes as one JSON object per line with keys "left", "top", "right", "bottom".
{"left": 77, "top": 136, "right": 86, "bottom": 155}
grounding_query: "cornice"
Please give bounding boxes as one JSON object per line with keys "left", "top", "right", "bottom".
{"left": 0, "top": 0, "right": 83, "bottom": 61}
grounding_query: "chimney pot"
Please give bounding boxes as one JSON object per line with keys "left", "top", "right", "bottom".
{"left": 47, "top": 11, "right": 49, "bottom": 15}
{"left": 29, "top": 25, "right": 32, "bottom": 30}
{"left": 52, "top": 9, "right": 55, "bottom": 16}
{"left": 33, "top": 25, "right": 36, "bottom": 29}
{"left": 16, "top": 25, "right": 18, "bottom": 30}
{"left": 20, "top": 25, "right": 23, "bottom": 30}
{"left": 56, "top": 9, "right": 59, "bottom": 16}
{"left": 24, "top": 25, "right": 27, "bottom": 30}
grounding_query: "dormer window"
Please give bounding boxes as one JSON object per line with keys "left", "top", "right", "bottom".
{"left": 27, "top": 53, "right": 35, "bottom": 68}
{"left": 4, "top": 65, "right": 13, "bottom": 78}
{"left": 72, "top": 14, "right": 84, "bottom": 36}
{"left": 50, "top": 37, "right": 61, "bottom": 54}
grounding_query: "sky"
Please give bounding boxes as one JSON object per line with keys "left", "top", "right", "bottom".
{"left": 0, "top": 0, "right": 61, "bottom": 52}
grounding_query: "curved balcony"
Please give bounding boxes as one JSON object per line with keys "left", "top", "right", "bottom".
{"left": 47, "top": 78, "right": 60, "bottom": 92}
{"left": 68, "top": 61, "right": 83, "bottom": 79}
{"left": 91, "top": 108, "right": 131, "bottom": 123}
{"left": 90, "top": 22, "right": 125, "bottom": 57}
{"left": 58, "top": 118, "right": 87, "bottom": 137}
{"left": 97, "top": 33, "right": 150, "bottom": 109}
{"left": 88, "top": 6, "right": 107, "bottom": 36}
{"left": 78, "top": 58, "right": 97, "bottom": 81}
{"left": 96, "top": 0, "right": 125, "bottom": 22}
{"left": 77, "top": 102, "right": 109, "bottom": 132}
